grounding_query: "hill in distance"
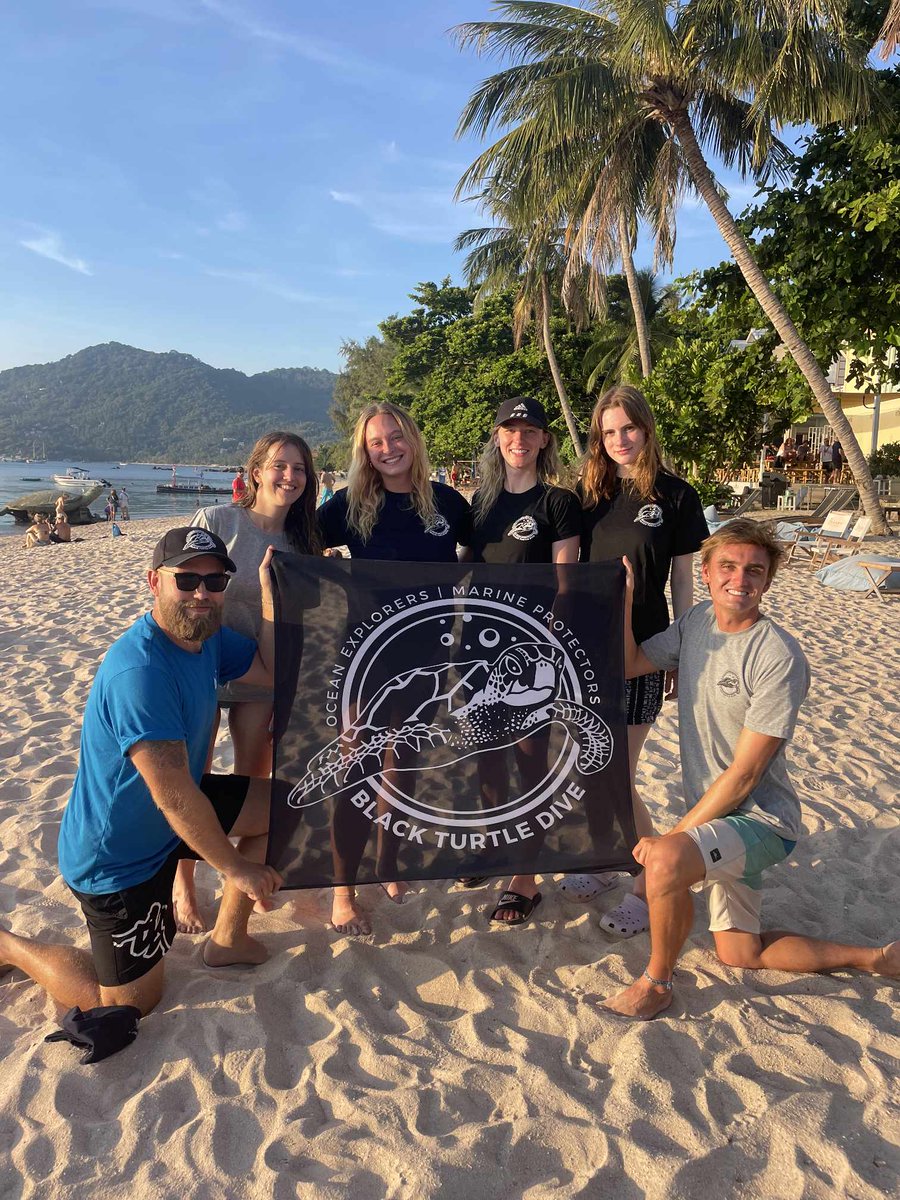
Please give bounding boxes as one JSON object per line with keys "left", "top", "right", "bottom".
{"left": 0, "top": 342, "right": 337, "bottom": 462}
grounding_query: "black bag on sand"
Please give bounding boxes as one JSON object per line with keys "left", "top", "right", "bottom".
{"left": 44, "top": 1004, "right": 141, "bottom": 1064}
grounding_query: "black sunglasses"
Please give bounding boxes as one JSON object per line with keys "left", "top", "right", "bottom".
{"left": 160, "top": 568, "right": 230, "bottom": 593}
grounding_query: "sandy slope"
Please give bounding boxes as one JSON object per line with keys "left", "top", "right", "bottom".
{"left": 0, "top": 517, "right": 897, "bottom": 1199}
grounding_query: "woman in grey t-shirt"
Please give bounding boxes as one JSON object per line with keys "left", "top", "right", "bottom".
{"left": 171, "top": 430, "right": 320, "bottom": 934}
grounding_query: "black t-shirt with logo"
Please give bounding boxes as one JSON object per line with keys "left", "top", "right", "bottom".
{"left": 470, "top": 483, "right": 582, "bottom": 564}
{"left": 317, "top": 482, "right": 471, "bottom": 561}
{"left": 579, "top": 471, "right": 709, "bottom": 642}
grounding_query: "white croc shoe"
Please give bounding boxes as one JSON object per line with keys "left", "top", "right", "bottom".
{"left": 558, "top": 872, "right": 620, "bottom": 901}
{"left": 599, "top": 892, "right": 650, "bottom": 937}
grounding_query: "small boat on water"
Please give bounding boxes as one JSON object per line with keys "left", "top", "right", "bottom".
{"left": 52, "top": 467, "right": 110, "bottom": 492}
{"left": 156, "top": 483, "right": 231, "bottom": 495}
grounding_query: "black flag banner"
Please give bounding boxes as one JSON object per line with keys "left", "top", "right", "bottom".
{"left": 268, "top": 555, "right": 637, "bottom": 888}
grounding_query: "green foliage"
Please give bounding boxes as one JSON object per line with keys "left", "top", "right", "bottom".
{"left": 0, "top": 342, "right": 335, "bottom": 461}
{"left": 583, "top": 270, "right": 679, "bottom": 391}
{"left": 868, "top": 441, "right": 900, "bottom": 477}
{"left": 644, "top": 300, "right": 811, "bottom": 479}
{"left": 700, "top": 67, "right": 900, "bottom": 387}
{"left": 373, "top": 281, "right": 594, "bottom": 463}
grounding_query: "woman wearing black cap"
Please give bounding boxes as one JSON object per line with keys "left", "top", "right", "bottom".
{"left": 465, "top": 397, "right": 582, "bottom": 926}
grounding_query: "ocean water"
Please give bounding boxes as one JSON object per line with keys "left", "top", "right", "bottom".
{"left": 0, "top": 459, "right": 235, "bottom": 535}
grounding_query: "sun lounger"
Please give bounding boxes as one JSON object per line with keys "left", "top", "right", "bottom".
{"left": 780, "top": 485, "right": 858, "bottom": 527}
{"left": 855, "top": 559, "right": 900, "bottom": 602}
{"left": 808, "top": 515, "right": 873, "bottom": 568}
{"left": 782, "top": 510, "right": 854, "bottom": 563}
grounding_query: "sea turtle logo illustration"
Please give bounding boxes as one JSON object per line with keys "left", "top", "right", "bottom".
{"left": 425, "top": 514, "right": 450, "bottom": 538}
{"left": 111, "top": 902, "right": 172, "bottom": 961}
{"left": 183, "top": 529, "right": 217, "bottom": 552}
{"left": 634, "top": 504, "right": 664, "bottom": 528}
{"left": 288, "top": 638, "right": 613, "bottom": 811}
{"left": 716, "top": 672, "right": 740, "bottom": 697}
{"left": 508, "top": 516, "right": 538, "bottom": 542}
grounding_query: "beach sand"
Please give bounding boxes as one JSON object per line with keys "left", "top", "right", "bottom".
{"left": 1, "top": 516, "right": 898, "bottom": 1199}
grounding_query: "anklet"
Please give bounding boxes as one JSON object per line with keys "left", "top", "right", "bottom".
{"left": 643, "top": 969, "right": 673, "bottom": 990}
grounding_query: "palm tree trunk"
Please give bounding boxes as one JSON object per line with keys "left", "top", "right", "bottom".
{"left": 670, "top": 112, "right": 889, "bottom": 535}
{"left": 619, "top": 212, "right": 652, "bottom": 378}
{"left": 540, "top": 274, "right": 584, "bottom": 456}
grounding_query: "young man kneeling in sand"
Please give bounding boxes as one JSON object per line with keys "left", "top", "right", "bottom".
{"left": 0, "top": 528, "right": 282, "bottom": 1020}
{"left": 604, "top": 518, "right": 898, "bottom": 1019}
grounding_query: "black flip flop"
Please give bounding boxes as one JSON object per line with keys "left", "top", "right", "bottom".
{"left": 488, "top": 890, "right": 542, "bottom": 926}
{"left": 458, "top": 876, "right": 489, "bottom": 888}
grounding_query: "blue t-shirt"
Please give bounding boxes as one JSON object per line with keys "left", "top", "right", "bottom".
{"left": 317, "top": 481, "right": 471, "bottom": 561}
{"left": 58, "top": 613, "right": 255, "bottom": 894}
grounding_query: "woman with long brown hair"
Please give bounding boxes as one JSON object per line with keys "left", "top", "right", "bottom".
{"left": 318, "top": 401, "right": 471, "bottom": 934}
{"left": 172, "top": 430, "right": 320, "bottom": 934}
{"left": 566, "top": 385, "right": 708, "bottom": 935}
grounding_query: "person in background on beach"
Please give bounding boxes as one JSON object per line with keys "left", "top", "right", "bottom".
{"left": 831, "top": 440, "right": 843, "bottom": 480}
{"left": 0, "top": 527, "right": 282, "bottom": 1018}
{"left": 232, "top": 467, "right": 246, "bottom": 504}
{"left": 562, "top": 386, "right": 708, "bottom": 934}
{"left": 319, "top": 470, "right": 335, "bottom": 506}
{"left": 171, "top": 432, "right": 320, "bottom": 935}
{"left": 460, "top": 396, "right": 581, "bottom": 926}
{"left": 819, "top": 440, "right": 833, "bottom": 479}
{"left": 318, "top": 401, "right": 471, "bottom": 934}
{"left": 603, "top": 519, "right": 899, "bottom": 1019}
{"left": 50, "top": 509, "right": 71, "bottom": 543}
{"left": 118, "top": 486, "right": 130, "bottom": 521}
{"left": 108, "top": 488, "right": 119, "bottom": 517}
{"left": 103, "top": 500, "right": 114, "bottom": 522}
{"left": 24, "top": 514, "right": 52, "bottom": 548}
{"left": 55, "top": 495, "right": 67, "bottom": 519}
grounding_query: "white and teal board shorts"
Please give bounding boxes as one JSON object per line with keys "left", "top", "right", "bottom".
{"left": 685, "top": 813, "right": 796, "bottom": 933}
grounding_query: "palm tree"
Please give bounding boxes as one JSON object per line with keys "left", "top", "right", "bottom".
{"left": 879, "top": 0, "right": 900, "bottom": 57}
{"left": 583, "top": 268, "right": 678, "bottom": 391}
{"left": 454, "top": 197, "right": 591, "bottom": 454}
{"left": 453, "top": 0, "right": 890, "bottom": 532}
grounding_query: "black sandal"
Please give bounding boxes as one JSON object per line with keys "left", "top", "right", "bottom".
{"left": 488, "top": 890, "right": 542, "bottom": 926}
{"left": 458, "top": 876, "right": 489, "bottom": 888}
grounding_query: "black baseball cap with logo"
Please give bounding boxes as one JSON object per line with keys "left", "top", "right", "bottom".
{"left": 152, "top": 527, "right": 237, "bottom": 573}
{"left": 493, "top": 396, "right": 549, "bottom": 430}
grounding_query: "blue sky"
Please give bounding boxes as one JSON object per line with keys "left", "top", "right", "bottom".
{"left": 1, "top": 1, "right": 765, "bottom": 376}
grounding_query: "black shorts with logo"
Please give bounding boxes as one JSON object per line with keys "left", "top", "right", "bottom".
{"left": 68, "top": 774, "right": 250, "bottom": 988}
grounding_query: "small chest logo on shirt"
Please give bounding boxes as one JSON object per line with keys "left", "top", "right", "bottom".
{"left": 508, "top": 516, "right": 539, "bottom": 542}
{"left": 716, "top": 672, "right": 741, "bottom": 697}
{"left": 425, "top": 515, "right": 450, "bottom": 538}
{"left": 634, "top": 504, "right": 664, "bottom": 528}
{"left": 111, "top": 901, "right": 172, "bottom": 960}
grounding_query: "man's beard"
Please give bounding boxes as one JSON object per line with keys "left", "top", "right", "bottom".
{"left": 159, "top": 594, "right": 223, "bottom": 643}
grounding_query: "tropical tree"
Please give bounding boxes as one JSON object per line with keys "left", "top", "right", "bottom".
{"left": 454, "top": 192, "right": 591, "bottom": 454}
{"left": 453, "top": 0, "right": 890, "bottom": 532}
{"left": 583, "top": 268, "right": 678, "bottom": 391}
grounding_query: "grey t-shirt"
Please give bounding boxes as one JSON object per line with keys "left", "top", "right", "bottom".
{"left": 641, "top": 601, "right": 810, "bottom": 839}
{"left": 192, "top": 505, "right": 291, "bottom": 704}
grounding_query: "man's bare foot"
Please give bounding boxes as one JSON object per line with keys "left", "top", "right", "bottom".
{"left": 493, "top": 874, "right": 540, "bottom": 923}
{"left": 172, "top": 884, "right": 209, "bottom": 935}
{"left": 602, "top": 975, "right": 673, "bottom": 1020}
{"left": 379, "top": 881, "right": 410, "bottom": 905}
{"left": 876, "top": 940, "right": 900, "bottom": 978}
{"left": 331, "top": 893, "right": 371, "bottom": 936}
{"left": 203, "top": 934, "right": 269, "bottom": 968}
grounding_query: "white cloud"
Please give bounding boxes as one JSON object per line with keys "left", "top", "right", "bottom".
{"left": 381, "top": 140, "right": 401, "bottom": 163}
{"left": 20, "top": 232, "right": 92, "bottom": 275}
{"left": 329, "top": 191, "right": 364, "bottom": 207}
{"left": 203, "top": 267, "right": 320, "bottom": 303}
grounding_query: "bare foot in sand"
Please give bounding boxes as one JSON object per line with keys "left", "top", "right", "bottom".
{"left": 876, "top": 940, "right": 899, "bottom": 978}
{"left": 380, "top": 881, "right": 410, "bottom": 905}
{"left": 172, "top": 864, "right": 208, "bottom": 935}
{"left": 203, "top": 934, "right": 269, "bottom": 968}
{"left": 331, "top": 891, "right": 371, "bottom": 936}
{"left": 602, "top": 974, "right": 673, "bottom": 1020}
